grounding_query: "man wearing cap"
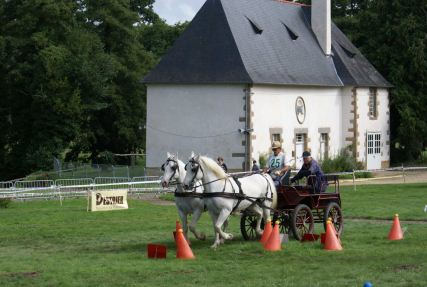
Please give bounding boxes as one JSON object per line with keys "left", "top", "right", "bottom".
{"left": 290, "top": 151, "right": 327, "bottom": 193}
{"left": 264, "top": 141, "right": 290, "bottom": 188}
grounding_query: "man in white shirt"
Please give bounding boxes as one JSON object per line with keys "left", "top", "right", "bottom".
{"left": 264, "top": 141, "right": 290, "bottom": 188}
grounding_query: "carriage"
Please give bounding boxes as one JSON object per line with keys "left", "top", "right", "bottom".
{"left": 240, "top": 175, "right": 344, "bottom": 241}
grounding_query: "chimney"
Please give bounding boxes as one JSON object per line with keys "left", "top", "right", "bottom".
{"left": 311, "top": 0, "right": 331, "bottom": 56}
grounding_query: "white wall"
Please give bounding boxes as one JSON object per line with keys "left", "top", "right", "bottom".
{"left": 355, "top": 88, "right": 390, "bottom": 166}
{"left": 341, "top": 86, "right": 354, "bottom": 149}
{"left": 146, "top": 84, "right": 247, "bottom": 169}
{"left": 251, "top": 85, "right": 345, "bottom": 167}
{"left": 146, "top": 84, "right": 390, "bottom": 171}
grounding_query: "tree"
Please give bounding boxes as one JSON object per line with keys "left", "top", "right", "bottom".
{"left": 356, "top": 0, "right": 427, "bottom": 162}
{"left": 65, "top": 0, "right": 159, "bottom": 164}
{"left": 0, "top": 0, "right": 115, "bottom": 178}
{"left": 139, "top": 19, "right": 188, "bottom": 60}
{"left": 0, "top": 0, "right": 187, "bottom": 179}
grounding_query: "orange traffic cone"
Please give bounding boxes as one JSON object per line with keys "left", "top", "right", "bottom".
{"left": 388, "top": 214, "right": 403, "bottom": 240}
{"left": 260, "top": 219, "right": 272, "bottom": 244}
{"left": 176, "top": 228, "right": 195, "bottom": 259}
{"left": 324, "top": 219, "right": 342, "bottom": 251}
{"left": 264, "top": 221, "right": 281, "bottom": 251}
{"left": 176, "top": 220, "right": 182, "bottom": 231}
{"left": 172, "top": 220, "right": 182, "bottom": 242}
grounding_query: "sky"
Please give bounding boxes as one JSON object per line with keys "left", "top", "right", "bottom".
{"left": 153, "top": 0, "right": 206, "bottom": 24}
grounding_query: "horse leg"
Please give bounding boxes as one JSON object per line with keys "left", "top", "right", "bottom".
{"left": 214, "top": 209, "right": 234, "bottom": 241}
{"left": 262, "top": 205, "right": 272, "bottom": 225}
{"left": 219, "top": 217, "right": 230, "bottom": 244}
{"left": 177, "top": 208, "right": 189, "bottom": 241}
{"left": 189, "top": 207, "right": 206, "bottom": 240}
{"left": 251, "top": 206, "right": 264, "bottom": 236}
{"left": 208, "top": 209, "right": 222, "bottom": 249}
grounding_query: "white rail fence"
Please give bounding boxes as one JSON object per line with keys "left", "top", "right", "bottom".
{"left": 0, "top": 177, "right": 164, "bottom": 201}
{"left": 1, "top": 166, "right": 426, "bottom": 201}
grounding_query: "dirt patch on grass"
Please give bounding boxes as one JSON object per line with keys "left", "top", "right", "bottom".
{"left": 392, "top": 264, "right": 422, "bottom": 273}
{"left": 1, "top": 271, "right": 39, "bottom": 278}
{"left": 347, "top": 218, "right": 427, "bottom": 224}
{"left": 172, "top": 270, "right": 195, "bottom": 274}
{"left": 131, "top": 193, "right": 175, "bottom": 206}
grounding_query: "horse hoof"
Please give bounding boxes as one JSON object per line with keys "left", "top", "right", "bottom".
{"left": 198, "top": 233, "right": 206, "bottom": 241}
{"left": 211, "top": 243, "right": 219, "bottom": 249}
{"left": 228, "top": 234, "right": 234, "bottom": 240}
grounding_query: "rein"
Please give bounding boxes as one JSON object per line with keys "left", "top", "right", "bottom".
{"left": 185, "top": 157, "right": 273, "bottom": 210}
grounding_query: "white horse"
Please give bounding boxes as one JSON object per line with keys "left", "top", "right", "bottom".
{"left": 183, "top": 153, "right": 277, "bottom": 248}
{"left": 161, "top": 152, "right": 206, "bottom": 241}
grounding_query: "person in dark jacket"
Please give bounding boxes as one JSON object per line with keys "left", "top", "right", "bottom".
{"left": 217, "top": 157, "right": 228, "bottom": 173}
{"left": 251, "top": 160, "right": 260, "bottom": 172}
{"left": 290, "top": 151, "right": 328, "bottom": 193}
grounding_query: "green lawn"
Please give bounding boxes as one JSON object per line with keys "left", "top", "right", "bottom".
{"left": 0, "top": 184, "right": 426, "bottom": 286}
{"left": 341, "top": 183, "right": 427, "bottom": 221}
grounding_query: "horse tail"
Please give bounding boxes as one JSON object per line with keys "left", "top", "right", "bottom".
{"left": 270, "top": 180, "right": 277, "bottom": 210}
{"left": 262, "top": 174, "right": 277, "bottom": 209}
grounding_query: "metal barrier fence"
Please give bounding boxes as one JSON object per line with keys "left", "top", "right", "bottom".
{"left": 0, "top": 181, "right": 13, "bottom": 190}
{"left": 0, "top": 177, "right": 163, "bottom": 201}
{"left": 1, "top": 166, "right": 427, "bottom": 201}
{"left": 27, "top": 163, "right": 147, "bottom": 180}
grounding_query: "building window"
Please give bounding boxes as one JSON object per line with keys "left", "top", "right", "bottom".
{"left": 272, "top": 133, "right": 281, "bottom": 142}
{"left": 369, "top": 88, "right": 377, "bottom": 118}
{"left": 295, "top": 133, "right": 307, "bottom": 169}
{"left": 269, "top": 128, "right": 283, "bottom": 144}
{"left": 320, "top": 133, "right": 329, "bottom": 160}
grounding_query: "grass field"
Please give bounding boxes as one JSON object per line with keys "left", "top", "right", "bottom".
{"left": 0, "top": 183, "right": 426, "bottom": 286}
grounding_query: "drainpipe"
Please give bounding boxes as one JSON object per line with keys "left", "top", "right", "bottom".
{"left": 245, "top": 84, "right": 253, "bottom": 171}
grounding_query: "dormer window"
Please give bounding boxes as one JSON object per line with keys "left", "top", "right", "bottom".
{"left": 246, "top": 16, "right": 263, "bottom": 34}
{"left": 282, "top": 22, "right": 298, "bottom": 40}
{"left": 339, "top": 43, "right": 356, "bottom": 58}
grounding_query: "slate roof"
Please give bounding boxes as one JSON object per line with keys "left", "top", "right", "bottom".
{"left": 144, "top": 0, "right": 391, "bottom": 88}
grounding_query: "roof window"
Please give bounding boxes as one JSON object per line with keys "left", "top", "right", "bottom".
{"left": 282, "top": 22, "right": 298, "bottom": 40}
{"left": 246, "top": 16, "right": 263, "bottom": 34}
{"left": 339, "top": 43, "right": 356, "bottom": 58}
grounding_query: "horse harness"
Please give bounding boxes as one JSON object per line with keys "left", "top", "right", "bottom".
{"left": 161, "top": 158, "right": 180, "bottom": 184}
{"left": 183, "top": 158, "right": 274, "bottom": 212}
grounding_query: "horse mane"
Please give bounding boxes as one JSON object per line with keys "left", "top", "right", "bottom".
{"left": 199, "top": 156, "right": 227, "bottom": 179}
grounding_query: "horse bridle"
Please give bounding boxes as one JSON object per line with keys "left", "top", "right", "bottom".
{"left": 161, "top": 158, "right": 180, "bottom": 184}
{"left": 185, "top": 157, "right": 204, "bottom": 188}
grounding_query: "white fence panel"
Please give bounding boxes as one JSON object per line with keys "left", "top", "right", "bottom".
{"left": 94, "top": 177, "right": 129, "bottom": 190}
{"left": 0, "top": 181, "right": 13, "bottom": 190}
{"left": 130, "top": 178, "right": 162, "bottom": 195}
{"left": 14, "top": 180, "right": 55, "bottom": 189}
{"left": 55, "top": 178, "right": 94, "bottom": 197}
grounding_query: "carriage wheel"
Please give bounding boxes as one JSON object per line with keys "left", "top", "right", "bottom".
{"left": 240, "top": 214, "right": 265, "bottom": 241}
{"left": 291, "top": 204, "right": 314, "bottom": 241}
{"left": 323, "top": 202, "right": 344, "bottom": 236}
{"left": 273, "top": 212, "right": 291, "bottom": 236}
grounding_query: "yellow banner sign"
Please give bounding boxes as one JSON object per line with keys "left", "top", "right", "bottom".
{"left": 89, "top": 190, "right": 128, "bottom": 212}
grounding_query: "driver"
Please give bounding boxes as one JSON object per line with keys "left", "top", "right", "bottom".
{"left": 264, "top": 141, "right": 290, "bottom": 188}
{"left": 290, "top": 151, "right": 327, "bottom": 193}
